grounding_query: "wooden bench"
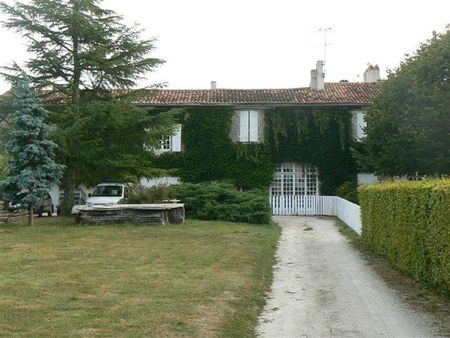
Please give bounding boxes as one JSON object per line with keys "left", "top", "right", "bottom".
{"left": 76, "top": 204, "right": 185, "bottom": 225}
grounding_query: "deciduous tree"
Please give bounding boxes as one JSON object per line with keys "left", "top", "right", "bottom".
{"left": 357, "top": 28, "right": 450, "bottom": 176}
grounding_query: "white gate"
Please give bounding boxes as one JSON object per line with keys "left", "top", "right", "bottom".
{"left": 270, "top": 163, "right": 320, "bottom": 215}
{"left": 270, "top": 195, "right": 320, "bottom": 215}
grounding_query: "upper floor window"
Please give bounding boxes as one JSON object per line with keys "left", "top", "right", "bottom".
{"left": 155, "top": 124, "right": 182, "bottom": 154}
{"left": 239, "top": 110, "right": 260, "bottom": 142}
{"left": 161, "top": 135, "right": 171, "bottom": 150}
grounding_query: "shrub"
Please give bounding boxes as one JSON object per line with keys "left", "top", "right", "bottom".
{"left": 336, "top": 179, "right": 358, "bottom": 204}
{"left": 359, "top": 178, "right": 450, "bottom": 295}
{"left": 121, "top": 184, "right": 173, "bottom": 204}
{"left": 121, "top": 181, "right": 271, "bottom": 224}
{"left": 170, "top": 182, "right": 271, "bottom": 224}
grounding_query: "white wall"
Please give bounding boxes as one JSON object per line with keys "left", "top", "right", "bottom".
{"left": 357, "top": 173, "right": 378, "bottom": 185}
{"left": 140, "top": 176, "right": 181, "bottom": 187}
{"left": 49, "top": 184, "right": 60, "bottom": 208}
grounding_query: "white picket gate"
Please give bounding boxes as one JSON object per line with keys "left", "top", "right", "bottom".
{"left": 270, "top": 195, "right": 362, "bottom": 235}
{"left": 271, "top": 195, "right": 320, "bottom": 216}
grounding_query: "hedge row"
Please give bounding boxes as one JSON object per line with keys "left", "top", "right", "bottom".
{"left": 359, "top": 179, "right": 450, "bottom": 294}
{"left": 123, "top": 181, "right": 271, "bottom": 224}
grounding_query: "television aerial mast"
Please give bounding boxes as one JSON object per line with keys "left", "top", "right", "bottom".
{"left": 318, "top": 27, "right": 332, "bottom": 72}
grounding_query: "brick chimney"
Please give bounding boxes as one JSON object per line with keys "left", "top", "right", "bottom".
{"left": 210, "top": 81, "right": 217, "bottom": 90}
{"left": 363, "top": 64, "right": 380, "bottom": 82}
{"left": 310, "top": 60, "right": 325, "bottom": 90}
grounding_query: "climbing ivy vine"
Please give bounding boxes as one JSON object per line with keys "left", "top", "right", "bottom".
{"left": 266, "top": 108, "right": 356, "bottom": 194}
{"left": 155, "top": 106, "right": 357, "bottom": 195}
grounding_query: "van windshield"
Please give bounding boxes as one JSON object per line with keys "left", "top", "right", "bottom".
{"left": 92, "top": 185, "right": 123, "bottom": 197}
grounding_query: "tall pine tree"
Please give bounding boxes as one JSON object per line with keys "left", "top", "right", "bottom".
{"left": 1, "top": 0, "right": 174, "bottom": 213}
{"left": 0, "top": 78, "right": 63, "bottom": 225}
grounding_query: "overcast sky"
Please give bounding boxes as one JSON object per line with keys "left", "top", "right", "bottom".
{"left": 0, "top": 0, "right": 448, "bottom": 93}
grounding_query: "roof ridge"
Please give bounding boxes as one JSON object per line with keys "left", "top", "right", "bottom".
{"left": 35, "top": 82, "right": 383, "bottom": 106}
{"left": 148, "top": 82, "right": 381, "bottom": 92}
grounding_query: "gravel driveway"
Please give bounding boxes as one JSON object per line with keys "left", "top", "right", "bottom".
{"left": 257, "top": 216, "right": 439, "bottom": 338}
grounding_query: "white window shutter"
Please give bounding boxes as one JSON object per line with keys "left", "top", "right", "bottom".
{"left": 239, "top": 110, "right": 249, "bottom": 142}
{"left": 249, "top": 110, "right": 258, "bottom": 142}
{"left": 351, "top": 110, "right": 366, "bottom": 141}
{"left": 171, "top": 124, "right": 182, "bottom": 152}
{"left": 356, "top": 111, "right": 366, "bottom": 140}
{"left": 351, "top": 112, "right": 357, "bottom": 139}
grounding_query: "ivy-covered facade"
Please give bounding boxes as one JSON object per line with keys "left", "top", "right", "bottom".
{"left": 144, "top": 80, "right": 382, "bottom": 198}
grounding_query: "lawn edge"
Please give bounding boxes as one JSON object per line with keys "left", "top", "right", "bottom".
{"left": 219, "top": 221, "right": 281, "bottom": 338}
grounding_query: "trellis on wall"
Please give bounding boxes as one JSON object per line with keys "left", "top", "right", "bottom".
{"left": 270, "top": 162, "right": 320, "bottom": 215}
{"left": 270, "top": 163, "right": 319, "bottom": 196}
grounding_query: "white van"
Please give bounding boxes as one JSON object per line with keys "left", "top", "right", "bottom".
{"left": 72, "top": 183, "right": 125, "bottom": 214}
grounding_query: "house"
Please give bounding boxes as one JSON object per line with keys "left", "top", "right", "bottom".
{"left": 1, "top": 61, "right": 383, "bottom": 215}
{"left": 136, "top": 61, "right": 382, "bottom": 214}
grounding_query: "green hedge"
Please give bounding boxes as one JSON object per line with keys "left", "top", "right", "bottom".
{"left": 359, "top": 179, "right": 450, "bottom": 294}
{"left": 123, "top": 181, "right": 271, "bottom": 224}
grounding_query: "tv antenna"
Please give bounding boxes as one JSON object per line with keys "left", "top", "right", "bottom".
{"left": 318, "top": 27, "right": 332, "bottom": 72}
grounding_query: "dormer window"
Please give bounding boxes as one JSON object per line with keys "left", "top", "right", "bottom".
{"left": 239, "top": 110, "right": 260, "bottom": 143}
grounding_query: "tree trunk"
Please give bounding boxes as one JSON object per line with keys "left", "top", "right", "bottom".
{"left": 62, "top": 172, "right": 76, "bottom": 215}
{"left": 28, "top": 205, "right": 33, "bottom": 226}
{"left": 71, "top": 0, "right": 81, "bottom": 118}
{"left": 60, "top": 1, "right": 82, "bottom": 217}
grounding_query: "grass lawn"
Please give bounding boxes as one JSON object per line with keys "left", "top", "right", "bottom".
{"left": 0, "top": 217, "right": 279, "bottom": 337}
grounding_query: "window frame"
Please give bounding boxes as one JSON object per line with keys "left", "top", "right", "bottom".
{"left": 153, "top": 124, "right": 182, "bottom": 154}
{"left": 238, "top": 109, "right": 260, "bottom": 143}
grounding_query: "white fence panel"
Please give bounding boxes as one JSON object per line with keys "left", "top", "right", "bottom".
{"left": 334, "top": 197, "right": 361, "bottom": 235}
{"left": 270, "top": 195, "right": 362, "bottom": 235}
{"left": 319, "top": 196, "right": 336, "bottom": 216}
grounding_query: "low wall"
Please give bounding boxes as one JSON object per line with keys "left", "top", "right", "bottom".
{"left": 0, "top": 203, "right": 28, "bottom": 224}
{"left": 77, "top": 204, "right": 185, "bottom": 225}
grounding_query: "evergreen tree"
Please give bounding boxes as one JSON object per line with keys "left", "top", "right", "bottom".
{"left": 0, "top": 149, "right": 8, "bottom": 181}
{"left": 0, "top": 78, "right": 64, "bottom": 225}
{"left": 1, "top": 0, "right": 173, "bottom": 213}
{"left": 0, "top": 95, "right": 14, "bottom": 180}
{"left": 357, "top": 29, "right": 450, "bottom": 176}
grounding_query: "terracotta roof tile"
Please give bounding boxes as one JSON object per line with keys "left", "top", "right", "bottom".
{"left": 43, "top": 82, "right": 382, "bottom": 107}
{"left": 133, "top": 82, "right": 382, "bottom": 106}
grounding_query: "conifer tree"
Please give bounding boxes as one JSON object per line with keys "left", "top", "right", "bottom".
{"left": 0, "top": 96, "right": 13, "bottom": 180}
{"left": 0, "top": 78, "right": 63, "bottom": 225}
{"left": 1, "top": 0, "right": 173, "bottom": 213}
